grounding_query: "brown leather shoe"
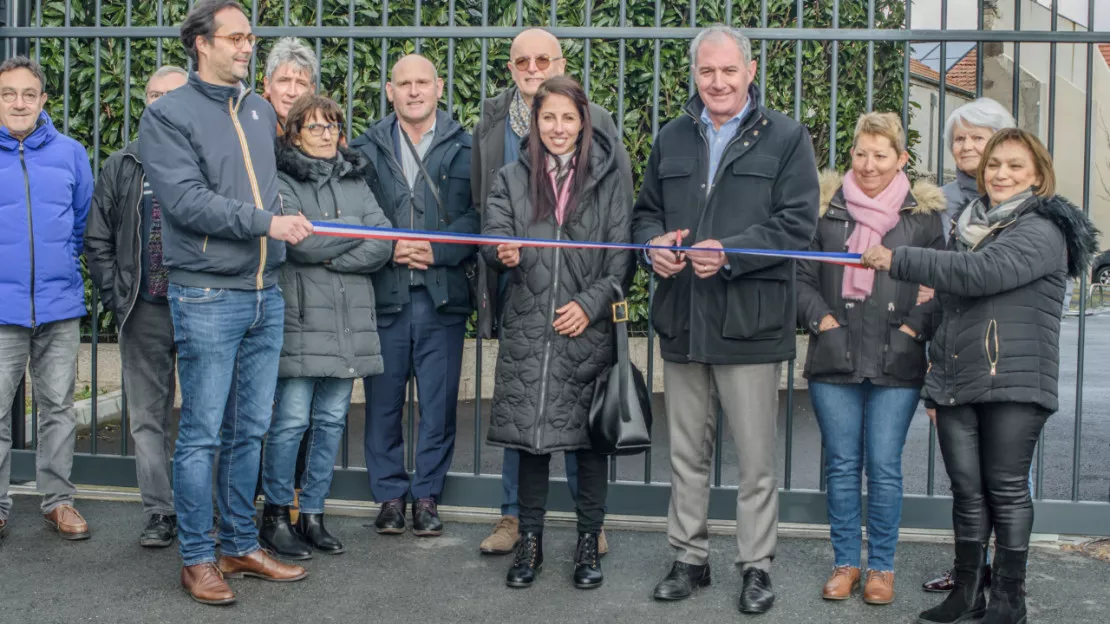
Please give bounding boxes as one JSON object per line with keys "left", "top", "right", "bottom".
{"left": 181, "top": 563, "right": 236, "bottom": 605}
{"left": 218, "top": 549, "right": 308, "bottom": 582}
{"left": 922, "top": 568, "right": 955, "bottom": 592}
{"left": 479, "top": 515, "right": 519, "bottom": 554}
{"left": 43, "top": 505, "right": 90, "bottom": 540}
{"left": 863, "top": 569, "right": 895, "bottom": 605}
{"left": 821, "top": 565, "right": 861, "bottom": 600}
{"left": 599, "top": 528, "right": 609, "bottom": 556}
{"left": 0, "top": 517, "right": 8, "bottom": 541}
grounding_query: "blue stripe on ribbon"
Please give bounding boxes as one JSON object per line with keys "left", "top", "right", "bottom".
{"left": 310, "top": 221, "right": 862, "bottom": 265}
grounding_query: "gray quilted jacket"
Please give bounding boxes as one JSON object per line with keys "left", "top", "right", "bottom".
{"left": 275, "top": 143, "right": 393, "bottom": 379}
{"left": 890, "top": 193, "right": 1098, "bottom": 412}
{"left": 481, "top": 128, "right": 634, "bottom": 454}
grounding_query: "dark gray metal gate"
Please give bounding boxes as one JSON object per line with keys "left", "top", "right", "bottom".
{"left": 2, "top": 0, "right": 1108, "bottom": 536}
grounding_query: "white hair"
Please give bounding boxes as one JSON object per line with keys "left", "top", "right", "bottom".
{"left": 944, "top": 97, "right": 1016, "bottom": 152}
{"left": 689, "top": 24, "right": 752, "bottom": 67}
{"left": 264, "top": 37, "right": 318, "bottom": 86}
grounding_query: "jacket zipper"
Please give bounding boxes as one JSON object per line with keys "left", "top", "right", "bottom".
{"left": 984, "top": 318, "right": 999, "bottom": 376}
{"left": 19, "top": 143, "right": 36, "bottom": 327}
{"left": 534, "top": 227, "right": 563, "bottom": 452}
{"left": 119, "top": 159, "right": 145, "bottom": 331}
{"left": 228, "top": 96, "right": 268, "bottom": 289}
{"left": 296, "top": 274, "right": 306, "bottom": 322}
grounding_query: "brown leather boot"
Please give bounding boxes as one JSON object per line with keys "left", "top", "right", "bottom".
{"left": 479, "top": 515, "right": 519, "bottom": 554}
{"left": 821, "top": 565, "right": 861, "bottom": 600}
{"left": 599, "top": 528, "right": 609, "bottom": 556}
{"left": 863, "top": 569, "right": 895, "bottom": 605}
{"left": 181, "top": 562, "right": 236, "bottom": 605}
{"left": 43, "top": 505, "right": 90, "bottom": 540}
{"left": 218, "top": 549, "right": 308, "bottom": 582}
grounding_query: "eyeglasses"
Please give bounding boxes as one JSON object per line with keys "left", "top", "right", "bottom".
{"left": 212, "top": 33, "right": 257, "bottom": 48}
{"left": 305, "top": 122, "right": 343, "bottom": 137}
{"left": 1, "top": 90, "right": 42, "bottom": 104}
{"left": 513, "top": 54, "right": 563, "bottom": 72}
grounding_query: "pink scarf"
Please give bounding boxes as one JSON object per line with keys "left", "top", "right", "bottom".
{"left": 548, "top": 167, "right": 576, "bottom": 225}
{"left": 841, "top": 169, "right": 910, "bottom": 300}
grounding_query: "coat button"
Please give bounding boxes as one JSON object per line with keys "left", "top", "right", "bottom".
{"left": 762, "top": 119, "right": 768, "bottom": 126}
{"left": 345, "top": 328, "right": 350, "bottom": 333}
{"left": 753, "top": 130, "right": 760, "bottom": 136}
{"left": 349, "top": 368, "right": 355, "bottom": 373}
{"left": 743, "top": 141, "right": 750, "bottom": 146}
{"left": 340, "top": 288, "right": 345, "bottom": 293}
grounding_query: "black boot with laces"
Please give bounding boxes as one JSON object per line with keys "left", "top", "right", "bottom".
{"left": 573, "top": 532, "right": 604, "bottom": 589}
{"left": 506, "top": 532, "right": 543, "bottom": 588}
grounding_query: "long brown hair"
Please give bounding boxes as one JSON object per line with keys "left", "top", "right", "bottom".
{"left": 527, "top": 76, "right": 592, "bottom": 223}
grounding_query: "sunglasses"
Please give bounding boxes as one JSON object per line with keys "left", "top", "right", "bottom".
{"left": 513, "top": 54, "right": 563, "bottom": 72}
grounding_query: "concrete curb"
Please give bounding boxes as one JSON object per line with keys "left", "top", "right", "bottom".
{"left": 73, "top": 389, "right": 124, "bottom": 430}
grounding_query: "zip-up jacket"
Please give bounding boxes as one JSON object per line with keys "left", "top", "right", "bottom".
{"left": 138, "top": 72, "right": 283, "bottom": 290}
{"left": 0, "top": 111, "right": 92, "bottom": 328}
{"left": 631, "top": 87, "right": 820, "bottom": 365}
{"left": 350, "top": 110, "right": 478, "bottom": 316}
{"left": 84, "top": 142, "right": 146, "bottom": 327}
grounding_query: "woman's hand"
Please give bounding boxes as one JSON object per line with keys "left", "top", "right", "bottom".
{"left": 917, "top": 285, "right": 935, "bottom": 305}
{"left": 818, "top": 314, "right": 840, "bottom": 333}
{"left": 553, "top": 301, "right": 590, "bottom": 337}
{"left": 926, "top": 408, "right": 937, "bottom": 426}
{"left": 898, "top": 324, "right": 918, "bottom": 339}
{"left": 496, "top": 242, "right": 522, "bottom": 268}
{"left": 861, "top": 245, "right": 893, "bottom": 271}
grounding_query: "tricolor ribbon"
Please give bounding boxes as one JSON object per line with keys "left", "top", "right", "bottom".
{"left": 310, "top": 221, "right": 863, "bottom": 267}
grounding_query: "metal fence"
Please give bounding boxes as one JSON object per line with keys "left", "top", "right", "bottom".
{"left": 3, "top": 0, "right": 1109, "bottom": 536}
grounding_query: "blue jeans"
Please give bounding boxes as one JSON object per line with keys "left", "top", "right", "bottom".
{"left": 501, "top": 449, "right": 580, "bottom": 517}
{"left": 810, "top": 380, "right": 920, "bottom": 571}
{"left": 262, "top": 377, "right": 353, "bottom": 514}
{"left": 169, "top": 285, "right": 283, "bottom": 567}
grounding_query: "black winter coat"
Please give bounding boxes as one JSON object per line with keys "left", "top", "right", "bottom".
{"left": 631, "top": 88, "right": 820, "bottom": 365}
{"left": 798, "top": 172, "right": 946, "bottom": 387}
{"left": 482, "top": 129, "right": 634, "bottom": 454}
{"left": 890, "top": 194, "right": 1099, "bottom": 412}
{"left": 85, "top": 142, "right": 146, "bottom": 328}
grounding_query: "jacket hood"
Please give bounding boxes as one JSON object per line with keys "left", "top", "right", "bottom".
{"left": 1029, "top": 194, "right": 1101, "bottom": 279}
{"left": 275, "top": 142, "right": 366, "bottom": 182}
{"left": 0, "top": 110, "right": 57, "bottom": 151}
{"left": 683, "top": 84, "right": 763, "bottom": 124}
{"left": 818, "top": 170, "right": 946, "bottom": 217}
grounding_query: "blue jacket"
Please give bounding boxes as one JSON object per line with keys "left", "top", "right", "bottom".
{"left": 0, "top": 111, "right": 93, "bottom": 327}
{"left": 350, "top": 110, "right": 478, "bottom": 316}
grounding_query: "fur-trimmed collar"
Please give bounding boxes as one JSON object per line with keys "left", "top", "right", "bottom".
{"left": 1026, "top": 194, "right": 1101, "bottom": 279}
{"left": 275, "top": 142, "right": 367, "bottom": 182}
{"left": 818, "top": 170, "right": 946, "bottom": 217}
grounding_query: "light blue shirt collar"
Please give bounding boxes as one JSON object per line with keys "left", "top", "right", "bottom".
{"left": 700, "top": 97, "right": 753, "bottom": 190}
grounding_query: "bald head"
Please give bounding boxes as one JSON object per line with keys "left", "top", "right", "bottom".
{"left": 387, "top": 54, "right": 443, "bottom": 127}
{"left": 508, "top": 29, "right": 566, "bottom": 103}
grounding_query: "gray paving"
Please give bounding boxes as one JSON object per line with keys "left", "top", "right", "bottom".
{"left": 1, "top": 496, "right": 1109, "bottom": 624}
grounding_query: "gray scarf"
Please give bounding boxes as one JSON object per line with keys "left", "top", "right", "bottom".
{"left": 956, "top": 188, "right": 1035, "bottom": 250}
{"left": 509, "top": 89, "right": 530, "bottom": 138}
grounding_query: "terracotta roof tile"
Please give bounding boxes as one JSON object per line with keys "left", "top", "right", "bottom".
{"left": 910, "top": 58, "right": 940, "bottom": 82}
{"left": 1100, "top": 43, "right": 1110, "bottom": 68}
{"left": 910, "top": 50, "right": 976, "bottom": 94}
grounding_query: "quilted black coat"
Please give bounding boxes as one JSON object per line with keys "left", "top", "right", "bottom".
{"left": 890, "top": 194, "right": 1099, "bottom": 413}
{"left": 481, "top": 128, "right": 634, "bottom": 454}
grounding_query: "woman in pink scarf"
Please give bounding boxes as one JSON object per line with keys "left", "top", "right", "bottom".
{"left": 796, "top": 112, "right": 946, "bottom": 607}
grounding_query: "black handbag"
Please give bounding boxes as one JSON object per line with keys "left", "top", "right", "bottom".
{"left": 587, "top": 285, "right": 653, "bottom": 456}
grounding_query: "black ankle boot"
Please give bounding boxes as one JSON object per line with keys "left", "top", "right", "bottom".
{"left": 506, "top": 532, "right": 543, "bottom": 588}
{"left": 982, "top": 546, "right": 1028, "bottom": 624}
{"left": 296, "top": 512, "right": 344, "bottom": 554}
{"left": 573, "top": 532, "right": 603, "bottom": 589}
{"left": 917, "top": 541, "right": 988, "bottom": 624}
{"left": 258, "top": 503, "right": 312, "bottom": 560}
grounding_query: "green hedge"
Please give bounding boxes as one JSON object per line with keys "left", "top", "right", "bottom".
{"left": 31, "top": 0, "right": 913, "bottom": 336}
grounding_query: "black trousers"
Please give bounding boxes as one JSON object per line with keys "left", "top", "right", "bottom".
{"left": 518, "top": 449, "right": 608, "bottom": 534}
{"left": 936, "top": 402, "right": 1049, "bottom": 551}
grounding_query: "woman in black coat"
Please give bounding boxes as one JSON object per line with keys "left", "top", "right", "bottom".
{"left": 481, "top": 76, "right": 633, "bottom": 590}
{"left": 862, "top": 129, "right": 1098, "bottom": 624}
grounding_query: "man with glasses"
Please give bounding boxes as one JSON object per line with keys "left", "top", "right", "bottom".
{"left": 351, "top": 54, "right": 478, "bottom": 540}
{"left": 86, "top": 66, "right": 188, "bottom": 551}
{"left": 0, "top": 55, "right": 93, "bottom": 544}
{"left": 471, "top": 27, "right": 631, "bottom": 557}
{"left": 138, "top": 0, "right": 313, "bottom": 605}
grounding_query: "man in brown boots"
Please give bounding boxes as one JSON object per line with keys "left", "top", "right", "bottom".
{"left": 139, "top": 0, "right": 314, "bottom": 604}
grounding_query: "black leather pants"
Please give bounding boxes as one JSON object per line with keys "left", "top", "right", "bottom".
{"left": 936, "top": 402, "right": 1049, "bottom": 550}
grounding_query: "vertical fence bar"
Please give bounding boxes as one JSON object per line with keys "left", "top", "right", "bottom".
{"left": 901, "top": 0, "right": 911, "bottom": 138}
{"left": 379, "top": 0, "right": 389, "bottom": 118}
{"left": 827, "top": 0, "right": 838, "bottom": 170}
{"left": 582, "top": 2, "right": 591, "bottom": 97}
{"left": 474, "top": 0, "right": 489, "bottom": 477}
{"left": 12, "top": 380, "right": 26, "bottom": 450}
{"left": 123, "top": 1, "right": 132, "bottom": 143}
{"left": 975, "top": 2, "right": 983, "bottom": 96}
{"left": 1011, "top": 0, "right": 1021, "bottom": 117}
{"left": 758, "top": 0, "right": 766, "bottom": 104}
{"left": 61, "top": 0, "right": 68, "bottom": 133}
{"left": 865, "top": 0, "right": 874, "bottom": 111}
{"left": 31, "top": 0, "right": 40, "bottom": 62}
{"left": 516, "top": 0, "right": 523, "bottom": 27}
{"left": 283, "top": 0, "right": 290, "bottom": 26}
{"left": 446, "top": 0, "right": 456, "bottom": 118}
{"left": 314, "top": 0, "right": 322, "bottom": 91}
{"left": 345, "top": 0, "right": 354, "bottom": 145}
{"left": 248, "top": 0, "right": 258, "bottom": 91}
{"left": 645, "top": 0, "right": 663, "bottom": 484}
{"left": 88, "top": 0, "right": 104, "bottom": 454}
{"left": 156, "top": 0, "right": 163, "bottom": 68}
{"left": 1072, "top": 1, "right": 1095, "bottom": 503}
{"left": 610, "top": 0, "right": 628, "bottom": 483}
{"left": 784, "top": 0, "right": 803, "bottom": 491}
{"left": 548, "top": 0, "right": 555, "bottom": 26}
{"left": 688, "top": 0, "right": 696, "bottom": 98}
{"left": 414, "top": 0, "right": 422, "bottom": 54}
{"left": 1037, "top": 0, "right": 1060, "bottom": 500}
{"left": 725, "top": 0, "right": 732, "bottom": 26}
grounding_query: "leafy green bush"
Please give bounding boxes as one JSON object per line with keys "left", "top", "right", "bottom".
{"left": 31, "top": 0, "right": 912, "bottom": 337}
